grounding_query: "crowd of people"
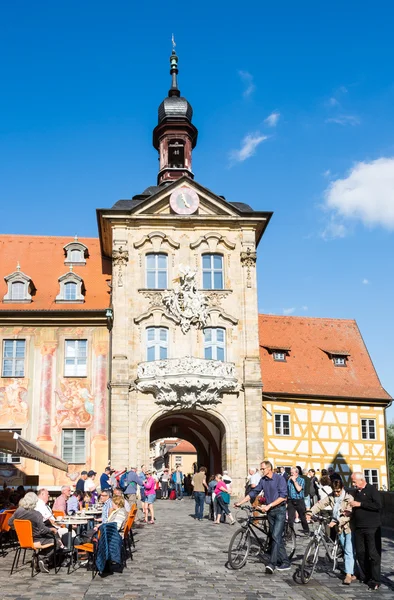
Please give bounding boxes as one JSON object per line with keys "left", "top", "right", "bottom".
{"left": 235, "top": 461, "right": 383, "bottom": 591}
{"left": 0, "top": 461, "right": 385, "bottom": 588}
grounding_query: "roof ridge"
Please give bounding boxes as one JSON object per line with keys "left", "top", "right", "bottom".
{"left": 259, "top": 313, "right": 356, "bottom": 324}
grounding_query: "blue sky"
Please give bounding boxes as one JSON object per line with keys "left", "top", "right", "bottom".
{"left": 1, "top": 1, "right": 393, "bottom": 420}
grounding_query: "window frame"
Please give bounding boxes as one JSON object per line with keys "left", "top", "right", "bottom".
{"left": 64, "top": 339, "right": 88, "bottom": 377}
{"left": 56, "top": 272, "right": 84, "bottom": 304}
{"left": 175, "top": 455, "right": 182, "bottom": 465}
{"left": 333, "top": 356, "right": 347, "bottom": 367}
{"left": 203, "top": 327, "right": 226, "bottom": 361}
{"left": 274, "top": 413, "right": 291, "bottom": 436}
{"left": 363, "top": 468, "right": 379, "bottom": 489}
{"left": 2, "top": 339, "right": 26, "bottom": 378}
{"left": 146, "top": 253, "right": 168, "bottom": 290}
{"left": 61, "top": 428, "right": 86, "bottom": 464}
{"left": 273, "top": 351, "right": 286, "bottom": 362}
{"left": 0, "top": 429, "right": 22, "bottom": 464}
{"left": 202, "top": 253, "right": 224, "bottom": 290}
{"left": 146, "top": 327, "right": 169, "bottom": 361}
{"left": 361, "top": 418, "right": 376, "bottom": 440}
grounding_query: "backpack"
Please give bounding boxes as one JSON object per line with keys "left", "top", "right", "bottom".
{"left": 119, "top": 471, "right": 128, "bottom": 492}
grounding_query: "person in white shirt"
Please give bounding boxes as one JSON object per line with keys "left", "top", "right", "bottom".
{"left": 35, "top": 488, "right": 70, "bottom": 544}
{"left": 84, "top": 470, "right": 97, "bottom": 492}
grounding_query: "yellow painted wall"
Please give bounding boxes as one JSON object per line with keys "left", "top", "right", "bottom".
{"left": 262, "top": 400, "right": 388, "bottom": 488}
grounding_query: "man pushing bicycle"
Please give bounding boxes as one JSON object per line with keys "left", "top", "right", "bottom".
{"left": 235, "top": 460, "right": 290, "bottom": 574}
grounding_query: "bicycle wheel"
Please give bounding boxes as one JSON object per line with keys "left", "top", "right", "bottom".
{"left": 283, "top": 522, "right": 296, "bottom": 560}
{"left": 228, "top": 527, "right": 251, "bottom": 569}
{"left": 300, "top": 538, "right": 320, "bottom": 584}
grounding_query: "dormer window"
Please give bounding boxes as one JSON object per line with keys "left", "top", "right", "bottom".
{"left": 3, "top": 268, "right": 35, "bottom": 304}
{"left": 262, "top": 345, "right": 291, "bottom": 362}
{"left": 56, "top": 271, "right": 85, "bottom": 303}
{"left": 63, "top": 238, "right": 88, "bottom": 266}
{"left": 333, "top": 356, "right": 347, "bottom": 367}
{"left": 322, "top": 349, "right": 350, "bottom": 367}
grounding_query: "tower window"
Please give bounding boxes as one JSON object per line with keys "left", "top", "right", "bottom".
{"left": 146, "top": 327, "right": 168, "bottom": 361}
{"left": 202, "top": 254, "right": 224, "bottom": 290}
{"left": 204, "top": 328, "right": 226, "bottom": 361}
{"left": 168, "top": 142, "right": 185, "bottom": 168}
{"left": 146, "top": 253, "right": 168, "bottom": 289}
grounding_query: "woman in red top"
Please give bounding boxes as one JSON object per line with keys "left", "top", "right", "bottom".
{"left": 213, "top": 474, "right": 236, "bottom": 525}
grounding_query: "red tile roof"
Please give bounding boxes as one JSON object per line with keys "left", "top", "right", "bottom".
{"left": 0, "top": 235, "right": 111, "bottom": 311}
{"left": 167, "top": 440, "right": 197, "bottom": 453}
{"left": 259, "top": 315, "right": 391, "bottom": 401}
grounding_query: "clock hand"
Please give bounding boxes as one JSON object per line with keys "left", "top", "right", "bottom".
{"left": 180, "top": 193, "right": 190, "bottom": 208}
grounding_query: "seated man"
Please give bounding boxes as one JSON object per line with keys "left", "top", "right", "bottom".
{"left": 9, "top": 491, "right": 63, "bottom": 572}
{"left": 35, "top": 487, "right": 71, "bottom": 545}
{"left": 53, "top": 485, "right": 71, "bottom": 515}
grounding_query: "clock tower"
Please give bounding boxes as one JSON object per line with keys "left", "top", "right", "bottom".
{"left": 153, "top": 48, "right": 198, "bottom": 186}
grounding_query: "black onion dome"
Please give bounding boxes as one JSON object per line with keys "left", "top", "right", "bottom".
{"left": 158, "top": 95, "right": 193, "bottom": 124}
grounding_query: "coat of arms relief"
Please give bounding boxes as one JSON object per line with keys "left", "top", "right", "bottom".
{"left": 162, "top": 265, "right": 208, "bottom": 333}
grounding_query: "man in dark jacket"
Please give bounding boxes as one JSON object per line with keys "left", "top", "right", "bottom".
{"left": 124, "top": 466, "right": 146, "bottom": 505}
{"left": 76, "top": 470, "right": 88, "bottom": 492}
{"left": 350, "top": 472, "right": 382, "bottom": 591}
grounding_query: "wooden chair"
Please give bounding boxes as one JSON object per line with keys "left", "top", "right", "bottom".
{"left": 11, "top": 519, "right": 55, "bottom": 577}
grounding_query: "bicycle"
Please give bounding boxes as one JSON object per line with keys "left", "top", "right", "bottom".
{"left": 300, "top": 515, "right": 344, "bottom": 584}
{"left": 228, "top": 505, "right": 296, "bottom": 570}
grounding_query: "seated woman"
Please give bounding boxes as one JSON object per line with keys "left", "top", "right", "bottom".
{"left": 9, "top": 491, "right": 63, "bottom": 572}
{"left": 107, "top": 496, "right": 128, "bottom": 533}
{"left": 306, "top": 479, "right": 355, "bottom": 585}
{"left": 83, "top": 491, "right": 93, "bottom": 507}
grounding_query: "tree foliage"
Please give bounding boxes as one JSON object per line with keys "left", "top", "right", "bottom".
{"left": 387, "top": 421, "right": 394, "bottom": 491}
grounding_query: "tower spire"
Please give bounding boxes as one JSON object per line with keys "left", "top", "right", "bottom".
{"left": 169, "top": 35, "right": 180, "bottom": 97}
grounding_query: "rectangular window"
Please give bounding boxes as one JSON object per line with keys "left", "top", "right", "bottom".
{"left": 2, "top": 340, "right": 26, "bottom": 377}
{"left": 361, "top": 419, "right": 376, "bottom": 440}
{"left": 0, "top": 429, "right": 22, "bottom": 464}
{"left": 64, "top": 340, "right": 88, "bottom": 377}
{"left": 364, "top": 469, "right": 379, "bottom": 489}
{"left": 273, "top": 352, "right": 286, "bottom": 361}
{"left": 202, "top": 254, "right": 224, "bottom": 289}
{"left": 62, "top": 429, "right": 86, "bottom": 463}
{"left": 333, "top": 356, "right": 346, "bottom": 367}
{"left": 146, "top": 327, "right": 168, "bottom": 361}
{"left": 274, "top": 414, "right": 291, "bottom": 436}
{"left": 175, "top": 456, "right": 182, "bottom": 465}
{"left": 204, "top": 327, "right": 225, "bottom": 361}
{"left": 146, "top": 253, "right": 168, "bottom": 289}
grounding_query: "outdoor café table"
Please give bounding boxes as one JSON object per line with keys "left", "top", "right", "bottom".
{"left": 57, "top": 517, "right": 89, "bottom": 550}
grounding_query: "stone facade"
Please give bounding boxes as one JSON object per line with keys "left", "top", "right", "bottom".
{"left": 99, "top": 179, "right": 271, "bottom": 494}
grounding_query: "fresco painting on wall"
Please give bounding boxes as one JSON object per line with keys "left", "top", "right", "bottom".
{"left": 54, "top": 378, "right": 94, "bottom": 431}
{"left": 0, "top": 379, "right": 29, "bottom": 425}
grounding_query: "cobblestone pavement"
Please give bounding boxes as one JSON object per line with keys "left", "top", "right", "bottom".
{"left": 0, "top": 498, "right": 393, "bottom": 600}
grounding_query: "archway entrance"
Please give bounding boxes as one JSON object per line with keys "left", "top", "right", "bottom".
{"left": 150, "top": 410, "right": 225, "bottom": 475}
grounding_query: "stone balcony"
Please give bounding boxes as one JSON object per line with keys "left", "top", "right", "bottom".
{"left": 135, "top": 356, "right": 239, "bottom": 409}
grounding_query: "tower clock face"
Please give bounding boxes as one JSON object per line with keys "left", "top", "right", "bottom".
{"left": 170, "top": 186, "right": 199, "bottom": 215}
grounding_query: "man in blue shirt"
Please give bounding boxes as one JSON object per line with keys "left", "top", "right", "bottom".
{"left": 287, "top": 467, "right": 310, "bottom": 535}
{"left": 100, "top": 467, "right": 113, "bottom": 492}
{"left": 235, "top": 460, "right": 290, "bottom": 574}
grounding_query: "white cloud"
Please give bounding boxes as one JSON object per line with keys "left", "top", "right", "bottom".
{"left": 323, "top": 169, "right": 331, "bottom": 178}
{"left": 238, "top": 70, "right": 255, "bottom": 98}
{"left": 283, "top": 307, "right": 295, "bottom": 315}
{"left": 362, "top": 279, "right": 370, "bottom": 285}
{"left": 264, "top": 111, "right": 280, "bottom": 127}
{"left": 326, "top": 97, "right": 339, "bottom": 107}
{"left": 302, "top": 305, "right": 309, "bottom": 311}
{"left": 323, "top": 157, "right": 394, "bottom": 234}
{"left": 325, "top": 115, "right": 360, "bottom": 126}
{"left": 229, "top": 132, "right": 268, "bottom": 163}
{"left": 321, "top": 217, "right": 348, "bottom": 240}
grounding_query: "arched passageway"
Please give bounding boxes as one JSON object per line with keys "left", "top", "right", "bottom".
{"left": 150, "top": 410, "right": 225, "bottom": 475}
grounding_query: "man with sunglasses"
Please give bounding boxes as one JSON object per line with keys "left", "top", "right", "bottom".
{"left": 235, "top": 460, "right": 290, "bottom": 574}
{"left": 95, "top": 490, "right": 113, "bottom": 524}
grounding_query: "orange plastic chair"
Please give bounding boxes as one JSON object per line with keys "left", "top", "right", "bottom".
{"left": 123, "top": 504, "right": 138, "bottom": 559}
{"left": 0, "top": 513, "right": 6, "bottom": 555}
{"left": 74, "top": 530, "right": 100, "bottom": 578}
{"left": 11, "top": 519, "right": 55, "bottom": 577}
{"left": 52, "top": 510, "right": 65, "bottom": 519}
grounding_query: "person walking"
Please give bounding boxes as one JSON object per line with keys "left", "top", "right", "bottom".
{"left": 207, "top": 475, "right": 217, "bottom": 521}
{"left": 172, "top": 466, "right": 184, "bottom": 500}
{"left": 287, "top": 467, "right": 310, "bottom": 536}
{"left": 307, "top": 479, "right": 356, "bottom": 585}
{"left": 160, "top": 468, "right": 169, "bottom": 499}
{"left": 143, "top": 470, "right": 156, "bottom": 524}
{"left": 349, "top": 472, "right": 382, "bottom": 591}
{"left": 213, "top": 474, "right": 235, "bottom": 525}
{"left": 235, "top": 460, "right": 290, "bottom": 573}
{"left": 100, "top": 467, "right": 113, "bottom": 492}
{"left": 124, "top": 466, "right": 146, "bottom": 506}
{"left": 192, "top": 467, "right": 208, "bottom": 521}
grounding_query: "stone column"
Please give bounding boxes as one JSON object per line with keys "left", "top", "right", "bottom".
{"left": 37, "top": 343, "right": 56, "bottom": 441}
